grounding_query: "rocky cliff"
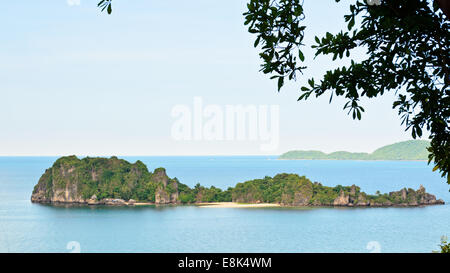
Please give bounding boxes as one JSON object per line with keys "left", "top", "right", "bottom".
{"left": 328, "top": 184, "right": 444, "bottom": 207}
{"left": 31, "top": 156, "right": 180, "bottom": 205}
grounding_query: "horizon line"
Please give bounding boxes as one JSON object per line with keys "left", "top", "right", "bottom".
{"left": 0, "top": 154, "right": 280, "bottom": 157}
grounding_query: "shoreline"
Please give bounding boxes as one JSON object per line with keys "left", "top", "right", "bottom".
{"left": 32, "top": 200, "right": 446, "bottom": 208}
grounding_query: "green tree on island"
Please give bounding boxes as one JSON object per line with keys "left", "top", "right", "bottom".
{"left": 96, "top": 0, "right": 449, "bottom": 182}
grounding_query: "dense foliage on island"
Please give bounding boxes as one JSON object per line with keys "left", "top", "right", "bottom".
{"left": 279, "top": 140, "right": 430, "bottom": 160}
{"left": 231, "top": 174, "right": 443, "bottom": 207}
{"left": 31, "top": 156, "right": 229, "bottom": 205}
{"left": 31, "top": 156, "right": 444, "bottom": 207}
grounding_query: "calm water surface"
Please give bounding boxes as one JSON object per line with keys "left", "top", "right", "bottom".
{"left": 0, "top": 156, "right": 448, "bottom": 252}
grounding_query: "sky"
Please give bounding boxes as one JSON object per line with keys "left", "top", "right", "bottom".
{"left": 0, "top": 0, "right": 427, "bottom": 156}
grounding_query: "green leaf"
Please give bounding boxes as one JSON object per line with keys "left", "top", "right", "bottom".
{"left": 277, "top": 77, "right": 284, "bottom": 91}
{"left": 298, "top": 92, "right": 310, "bottom": 101}
{"left": 347, "top": 17, "right": 355, "bottom": 30}
{"left": 254, "top": 36, "right": 261, "bottom": 47}
{"left": 299, "top": 50, "right": 305, "bottom": 62}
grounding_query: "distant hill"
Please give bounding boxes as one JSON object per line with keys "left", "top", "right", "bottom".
{"left": 279, "top": 140, "right": 430, "bottom": 160}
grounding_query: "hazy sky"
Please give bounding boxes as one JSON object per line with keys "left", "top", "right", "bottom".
{"left": 0, "top": 0, "right": 426, "bottom": 156}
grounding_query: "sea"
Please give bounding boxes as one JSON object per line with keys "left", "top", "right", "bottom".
{"left": 0, "top": 156, "right": 448, "bottom": 253}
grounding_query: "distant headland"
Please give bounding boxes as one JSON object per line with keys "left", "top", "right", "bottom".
{"left": 279, "top": 140, "right": 430, "bottom": 160}
{"left": 31, "top": 155, "right": 444, "bottom": 208}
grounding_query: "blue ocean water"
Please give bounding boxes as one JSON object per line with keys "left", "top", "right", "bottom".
{"left": 0, "top": 156, "right": 449, "bottom": 253}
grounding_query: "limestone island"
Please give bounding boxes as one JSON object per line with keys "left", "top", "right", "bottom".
{"left": 31, "top": 156, "right": 445, "bottom": 207}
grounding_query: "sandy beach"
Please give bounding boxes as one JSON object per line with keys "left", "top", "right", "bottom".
{"left": 196, "top": 202, "right": 280, "bottom": 208}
